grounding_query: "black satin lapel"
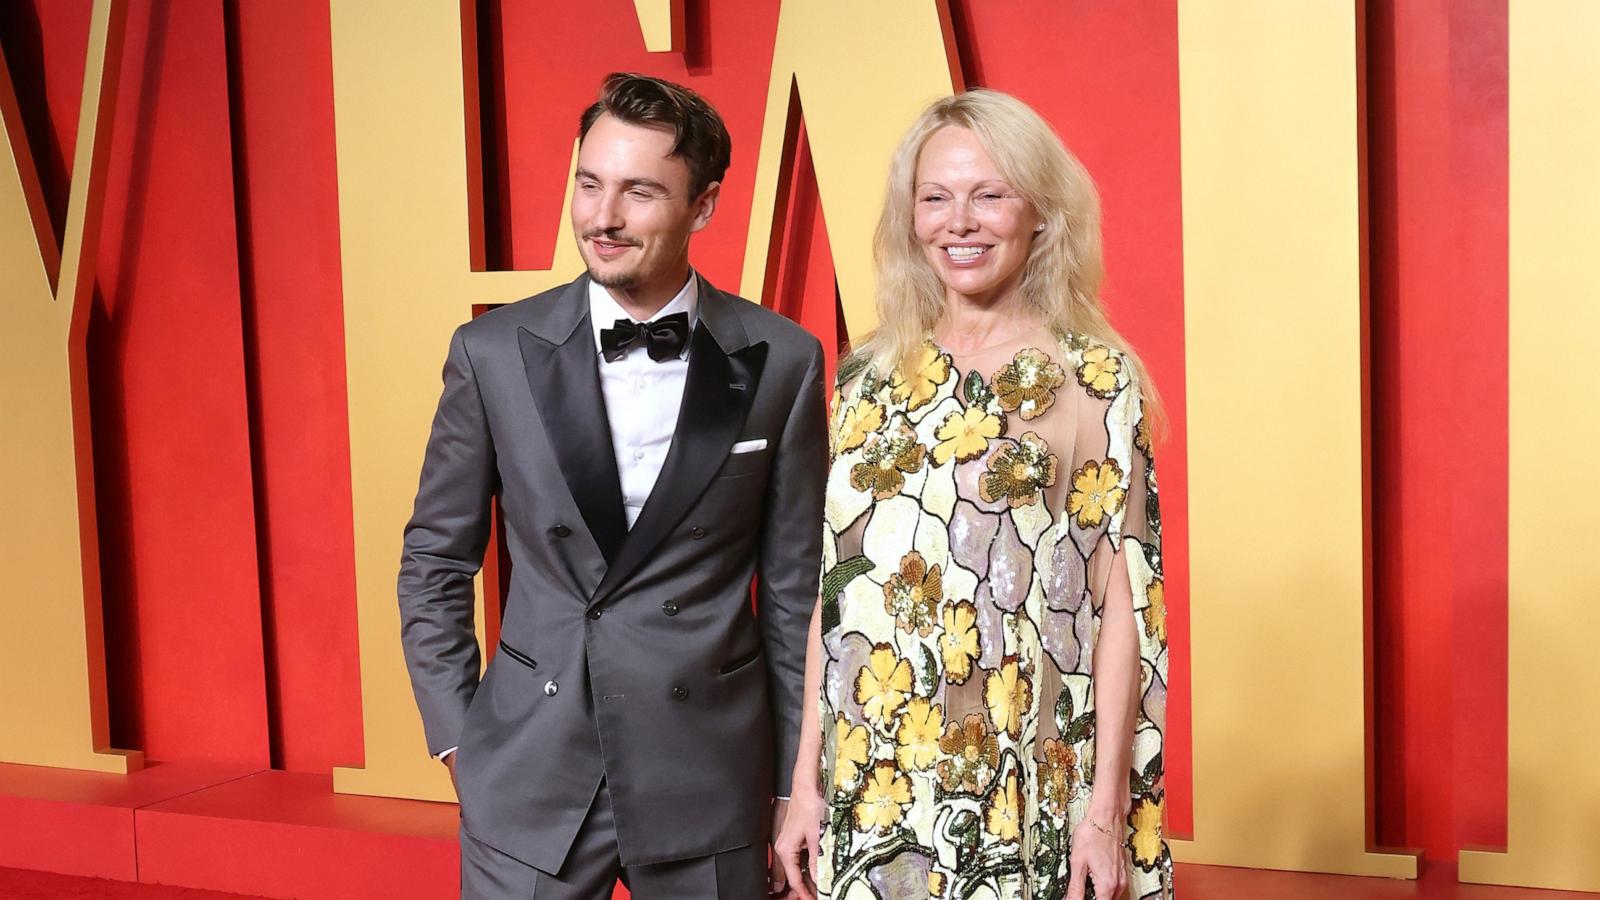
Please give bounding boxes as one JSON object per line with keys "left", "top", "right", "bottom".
{"left": 593, "top": 327, "right": 769, "bottom": 604}
{"left": 518, "top": 323, "right": 628, "bottom": 564}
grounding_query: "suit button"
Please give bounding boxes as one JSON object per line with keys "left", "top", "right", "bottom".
{"left": 543, "top": 680, "right": 558, "bottom": 696}
{"left": 587, "top": 608, "right": 604, "bottom": 620}
{"left": 552, "top": 524, "right": 572, "bottom": 538}
{"left": 671, "top": 685, "right": 688, "bottom": 701}
{"left": 662, "top": 600, "right": 679, "bottom": 617}
{"left": 690, "top": 526, "right": 706, "bottom": 539}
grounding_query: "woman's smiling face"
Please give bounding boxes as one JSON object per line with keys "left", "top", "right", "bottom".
{"left": 912, "top": 125, "right": 1042, "bottom": 307}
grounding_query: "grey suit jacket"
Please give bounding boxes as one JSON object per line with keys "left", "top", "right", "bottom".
{"left": 397, "top": 273, "right": 825, "bottom": 872}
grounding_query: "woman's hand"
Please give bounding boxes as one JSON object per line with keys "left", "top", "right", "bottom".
{"left": 771, "top": 781, "right": 826, "bottom": 899}
{"left": 1066, "top": 813, "right": 1127, "bottom": 900}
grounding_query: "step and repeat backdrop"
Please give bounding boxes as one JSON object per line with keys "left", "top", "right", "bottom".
{"left": 2, "top": 0, "right": 1597, "bottom": 892}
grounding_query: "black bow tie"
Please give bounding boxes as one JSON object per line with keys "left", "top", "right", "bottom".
{"left": 599, "top": 312, "right": 690, "bottom": 363}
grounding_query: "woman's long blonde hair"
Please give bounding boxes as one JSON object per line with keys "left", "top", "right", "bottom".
{"left": 855, "top": 89, "right": 1159, "bottom": 420}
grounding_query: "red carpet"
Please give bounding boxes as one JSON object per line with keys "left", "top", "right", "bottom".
{"left": 0, "top": 867, "right": 266, "bottom": 898}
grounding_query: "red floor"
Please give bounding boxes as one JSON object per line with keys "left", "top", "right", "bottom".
{"left": 0, "top": 866, "right": 268, "bottom": 898}
{"left": 2, "top": 760, "right": 1595, "bottom": 899}
{"left": 3, "top": 862, "right": 1597, "bottom": 899}
{"left": 1178, "top": 862, "right": 1599, "bottom": 899}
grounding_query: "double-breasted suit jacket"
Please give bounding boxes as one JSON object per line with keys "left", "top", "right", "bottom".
{"left": 397, "top": 273, "right": 825, "bottom": 874}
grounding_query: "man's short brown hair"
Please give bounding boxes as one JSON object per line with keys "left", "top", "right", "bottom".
{"left": 579, "top": 72, "right": 732, "bottom": 197}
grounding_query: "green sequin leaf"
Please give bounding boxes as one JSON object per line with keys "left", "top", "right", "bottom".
{"left": 819, "top": 555, "right": 874, "bottom": 634}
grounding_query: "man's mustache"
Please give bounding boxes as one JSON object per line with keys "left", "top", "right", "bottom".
{"left": 582, "top": 230, "right": 641, "bottom": 247}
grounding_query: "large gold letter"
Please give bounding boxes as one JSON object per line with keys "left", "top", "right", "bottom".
{"left": 1458, "top": 2, "right": 1600, "bottom": 891}
{"left": 0, "top": 0, "right": 140, "bottom": 773}
{"left": 1170, "top": 0, "right": 1415, "bottom": 877}
{"left": 326, "top": 0, "right": 577, "bottom": 801}
{"left": 738, "top": 0, "right": 958, "bottom": 327}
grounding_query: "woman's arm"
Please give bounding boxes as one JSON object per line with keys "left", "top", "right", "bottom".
{"left": 1089, "top": 549, "right": 1140, "bottom": 824}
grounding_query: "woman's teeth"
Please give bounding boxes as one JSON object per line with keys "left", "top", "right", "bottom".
{"left": 945, "top": 246, "right": 987, "bottom": 262}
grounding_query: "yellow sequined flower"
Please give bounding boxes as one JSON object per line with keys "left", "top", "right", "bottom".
{"left": 889, "top": 345, "right": 952, "bottom": 411}
{"left": 854, "top": 761, "right": 912, "bottom": 832}
{"left": 936, "top": 715, "right": 1000, "bottom": 794}
{"left": 984, "top": 772, "right": 1022, "bottom": 842}
{"left": 883, "top": 550, "right": 943, "bottom": 637}
{"left": 1066, "top": 458, "right": 1127, "bottom": 530}
{"left": 1135, "top": 415, "right": 1152, "bottom": 456}
{"left": 1038, "top": 737, "right": 1080, "bottom": 815}
{"left": 895, "top": 697, "right": 943, "bottom": 771}
{"left": 932, "top": 406, "right": 1002, "bottom": 465}
{"left": 835, "top": 397, "right": 886, "bottom": 455}
{"left": 993, "top": 348, "right": 1066, "bottom": 420}
{"left": 849, "top": 421, "right": 926, "bottom": 500}
{"left": 1077, "top": 345, "right": 1122, "bottom": 398}
{"left": 1145, "top": 577, "right": 1167, "bottom": 645}
{"left": 939, "top": 601, "right": 980, "bottom": 685}
{"left": 928, "top": 871, "right": 948, "bottom": 897}
{"left": 978, "top": 432, "right": 1059, "bottom": 508}
{"left": 854, "top": 644, "right": 913, "bottom": 725}
{"left": 832, "top": 714, "right": 871, "bottom": 791}
{"left": 1131, "top": 795, "right": 1165, "bottom": 868}
{"left": 985, "top": 656, "right": 1033, "bottom": 739}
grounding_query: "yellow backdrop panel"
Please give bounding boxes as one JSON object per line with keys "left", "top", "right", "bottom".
{"left": 631, "top": 0, "right": 683, "bottom": 54}
{"left": 1169, "top": 0, "right": 1415, "bottom": 877}
{"left": 1458, "top": 2, "right": 1600, "bottom": 891}
{"left": 0, "top": 0, "right": 140, "bottom": 774}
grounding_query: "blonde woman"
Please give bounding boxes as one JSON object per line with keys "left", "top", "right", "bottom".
{"left": 772, "top": 91, "right": 1173, "bottom": 900}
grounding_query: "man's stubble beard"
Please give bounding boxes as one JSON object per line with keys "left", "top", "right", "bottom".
{"left": 578, "top": 235, "right": 643, "bottom": 290}
{"left": 587, "top": 265, "right": 642, "bottom": 290}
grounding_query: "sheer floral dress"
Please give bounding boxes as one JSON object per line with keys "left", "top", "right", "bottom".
{"left": 817, "top": 330, "right": 1173, "bottom": 900}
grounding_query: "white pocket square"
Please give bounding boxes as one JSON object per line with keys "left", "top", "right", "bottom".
{"left": 730, "top": 438, "right": 768, "bottom": 454}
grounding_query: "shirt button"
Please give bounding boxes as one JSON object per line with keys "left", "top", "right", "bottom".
{"left": 671, "top": 685, "right": 689, "bottom": 701}
{"left": 633, "top": 449, "right": 645, "bottom": 461}
{"left": 690, "top": 526, "right": 706, "bottom": 540}
{"left": 543, "top": 681, "right": 559, "bottom": 697}
{"left": 662, "top": 600, "right": 679, "bottom": 616}
{"left": 588, "top": 608, "right": 604, "bottom": 620}
{"left": 551, "top": 524, "right": 572, "bottom": 538}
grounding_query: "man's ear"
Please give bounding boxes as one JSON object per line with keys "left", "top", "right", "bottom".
{"left": 689, "top": 181, "right": 722, "bottom": 233}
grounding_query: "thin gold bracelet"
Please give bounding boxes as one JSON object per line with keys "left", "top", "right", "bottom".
{"left": 1086, "top": 817, "right": 1117, "bottom": 838}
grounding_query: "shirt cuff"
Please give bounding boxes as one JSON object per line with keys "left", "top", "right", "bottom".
{"left": 435, "top": 747, "right": 458, "bottom": 761}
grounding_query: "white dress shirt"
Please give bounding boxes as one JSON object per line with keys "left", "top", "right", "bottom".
{"left": 588, "top": 274, "right": 697, "bottom": 529}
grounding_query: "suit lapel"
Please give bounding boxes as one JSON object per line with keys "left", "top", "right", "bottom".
{"left": 517, "top": 278, "right": 628, "bottom": 564}
{"left": 591, "top": 282, "right": 768, "bottom": 605}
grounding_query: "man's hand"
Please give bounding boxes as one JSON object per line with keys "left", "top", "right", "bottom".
{"left": 768, "top": 798, "right": 791, "bottom": 895}
{"left": 771, "top": 787, "right": 825, "bottom": 899}
{"left": 442, "top": 753, "right": 458, "bottom": 795}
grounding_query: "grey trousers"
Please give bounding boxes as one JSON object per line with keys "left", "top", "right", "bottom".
{"left": 460, "top": 780, "right": 768, "bottom": 900}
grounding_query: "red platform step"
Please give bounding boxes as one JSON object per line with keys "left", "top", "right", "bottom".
{"left": 0, "top": 762, "right": 457, "bottom": 899}
{"left": 4, "top": 762, "right": 1598, "bottom": 899}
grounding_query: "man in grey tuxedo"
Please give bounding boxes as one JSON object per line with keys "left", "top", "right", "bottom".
{"left": 398, "top": 73, "right": 825, "bottom": 899}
